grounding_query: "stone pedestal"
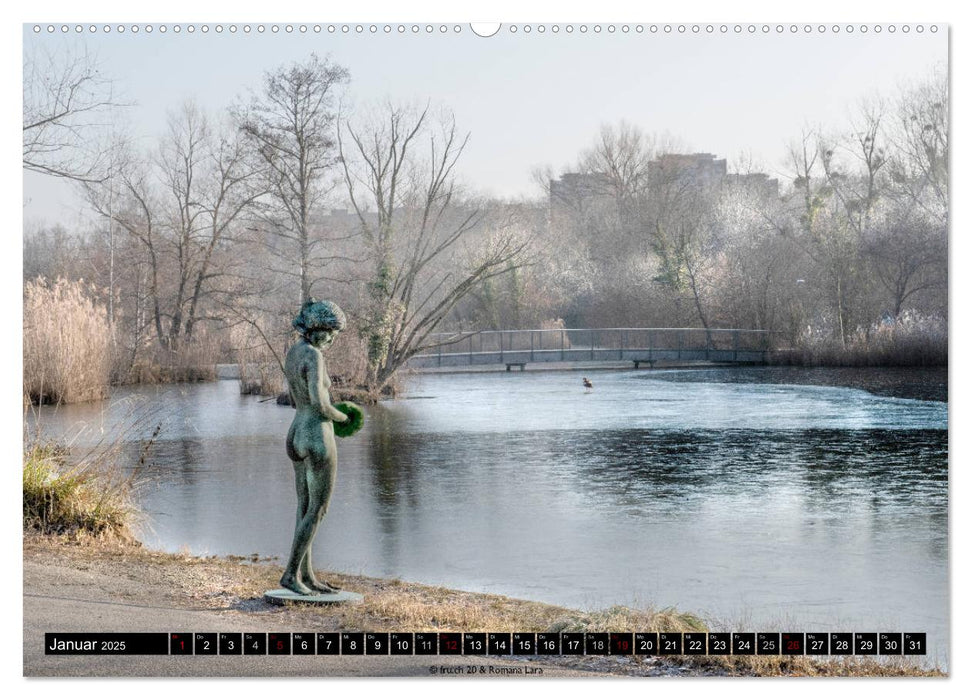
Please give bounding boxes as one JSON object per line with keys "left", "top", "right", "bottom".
{"left": 264, "top": 589, "right": 364, "bottom": 606}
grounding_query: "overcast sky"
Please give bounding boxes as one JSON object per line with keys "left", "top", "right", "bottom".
{"left": 22, "top": 23, "right": 946, "bottom": 229}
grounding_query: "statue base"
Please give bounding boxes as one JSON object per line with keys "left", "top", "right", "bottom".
{"left": 264, "top": 589, "right": 364, "bottom": 606}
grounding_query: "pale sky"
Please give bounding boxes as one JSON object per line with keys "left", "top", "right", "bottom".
{"left": 23, "top": 23, "right": 947, "bottom": 228}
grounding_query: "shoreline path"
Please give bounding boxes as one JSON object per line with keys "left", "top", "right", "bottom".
{"left": 23, "top": 540, "right": 658, "bottom": 678}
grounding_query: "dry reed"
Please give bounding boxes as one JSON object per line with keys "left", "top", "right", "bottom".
{"left": 23, "top": 277, "right": 112, "bottom": 404}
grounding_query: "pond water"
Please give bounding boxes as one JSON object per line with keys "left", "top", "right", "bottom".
{"left": 28, "top": 367, "right": 949, "bottom": 667}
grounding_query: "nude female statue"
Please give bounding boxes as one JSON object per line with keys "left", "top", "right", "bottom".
{"left": 280, "top": 299, "right": 349, "bottom": 595}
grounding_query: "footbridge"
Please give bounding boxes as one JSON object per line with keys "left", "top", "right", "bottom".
{"left": 408, "top": 327, "right": 775, "bottom": 371}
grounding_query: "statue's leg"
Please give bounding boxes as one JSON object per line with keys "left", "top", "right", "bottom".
{"left": 294, "top": 460, "right": 326, "bottom": 588}
{"left": 299, "top": 453, "right": 340, "bottom": 593}
{"left": 301, "top": 506, "right": 341, "bottom": 592}
{"left": 293, "top": 459, "right": 309, "bottom": 524}
{"left": 280, "top": 460, "right": 314, "bottom": 595}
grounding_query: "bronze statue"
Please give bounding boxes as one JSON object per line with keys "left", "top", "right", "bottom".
{"left": 279, "top": 299, "right": 350, "bottom": 595}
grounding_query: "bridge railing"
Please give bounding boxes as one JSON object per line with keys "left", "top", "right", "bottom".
{"left": 411, "top": 327, "right": 777, "bottom": 366}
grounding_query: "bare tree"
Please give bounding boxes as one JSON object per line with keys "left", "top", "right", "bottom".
{"left": 641, "top": 150, "right": 730, "bottom": 331}
{"left": 234, "top": 54, "right": 350, "bottom": 304}
{"left": 818, "top": 101, "right": 889, "bottom": 237}
{"left": 889, "top": 68, "right": 948, "bottom": 226}
{"left": 864, "top": 204, "right": 946, "bottom": 318}
{"left": 768, "top": 128, "right": 864, "bottom": 345}
{"left": 339, "top": 104, "right": 532, "bottom": 390}
{"left": 86, "top": 152, "right": 166, "bottom": 347}
{"left": 871, "top": 69, "right": 950, "bottom": 319}
{"left": 85, "top": 104, "right": 260, "bottom": 354}
{"left": 23, "top": 222, "right": 87, "bottom": 282}
{"left": 577, "top": 122, "right": 653, "bottom": 201}
{"left": 648, "top": 188, "right": 720, "bottom": 330}
{"left": 23, "top": 43, "right": 123, "bottom": 183}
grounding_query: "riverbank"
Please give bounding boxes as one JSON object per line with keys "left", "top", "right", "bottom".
{"left": 23, "top": 536, "right": 941, "bottom": 678}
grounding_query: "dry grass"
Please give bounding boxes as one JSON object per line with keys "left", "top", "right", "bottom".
{"left": 686, "top": 653, "right": 941, "bottom": 677}
{"left": 23, "top": 441, "right": 139, "bottom": 542}
{"left": 23, "top": 277, "right": 111, "bottom": 404}
{"left": 548, "top": 605, "right": 706, "bottom": 634}
{"left": 341, "top": 582, "right": 575, "bottom": 632}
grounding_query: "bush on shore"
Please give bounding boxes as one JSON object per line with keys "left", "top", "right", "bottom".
{"left": 23, "top": 441, "right": 139, "bottom": 542}
{"left": 778, "top": 311, "right": 947, "bottom": 367}
{"left": 117, "top": 329, "right": 221, "bottom": 386}
{"left": 238, "top": 321, "right": 390, "bottom": 403}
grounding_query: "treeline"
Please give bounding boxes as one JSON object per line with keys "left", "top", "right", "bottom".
{"left": 23, "top": 53, "right": 947, "bottom": 404}
{"left": 521, "top": 69, "right": 947, "bottom": 366}
{"left": 24, "top": 53, "right": 536, "bottom": 400}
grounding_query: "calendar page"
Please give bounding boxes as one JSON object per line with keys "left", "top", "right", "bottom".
{"left": 22, "top": 17, "right": 949, "bottom": 680}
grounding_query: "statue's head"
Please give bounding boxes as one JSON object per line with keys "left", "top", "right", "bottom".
{"left": 293, "top": 299, "right": 346, "bottom": 343}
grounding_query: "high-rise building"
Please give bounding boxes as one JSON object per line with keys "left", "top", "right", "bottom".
{"left": 723, "top": 173, "right": 780, "bottom": 199}
{"left": 549, "top": 153, "right": 779, "bottom": 224}
{"left": 548, "top": 172, "right": 614, "bottom": 228}
{"left": 647, "top": 153, "right": 727, "bottom": 193}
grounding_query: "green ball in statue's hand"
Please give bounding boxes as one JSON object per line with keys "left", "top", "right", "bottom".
{"left": 332, "top": 402, "right": 364, "bottom": 437}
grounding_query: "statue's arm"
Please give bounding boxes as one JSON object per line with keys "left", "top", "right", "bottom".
{"left": 307, "top": 353, "right": 347, "bottom": 423}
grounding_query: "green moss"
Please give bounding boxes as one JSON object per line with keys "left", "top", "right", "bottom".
{"left": 333, "top": 402, "right": 365, "bottom": 437}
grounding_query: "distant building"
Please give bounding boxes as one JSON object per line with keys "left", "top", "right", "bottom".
{"left": 316, "top": 207, "right": 375, "bottom": 233}
{"left": 549, "top": 153, "right": 778, "bottom": 225}
{"left": 647, "top": 153, "right": 727, "bottom": 194}
{"left": 724, "top": 172, "right": 780, "bottom": 199}
{"left": 548, "top": 172, "right": 614, "bottom": 228}
{"left": 549, "top": 172, "right": 612, "bottom": 207}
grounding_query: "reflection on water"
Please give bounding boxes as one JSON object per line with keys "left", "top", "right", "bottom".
{"left": 27, "top": 368, "right": 948, "bottom": 666}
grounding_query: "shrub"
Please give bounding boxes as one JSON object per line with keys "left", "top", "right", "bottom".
{"left": 23, "top": 441, "right": 139, "bottom": 541}
{"left": 782, "top": 311, "right": 947, "bottom": 367}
